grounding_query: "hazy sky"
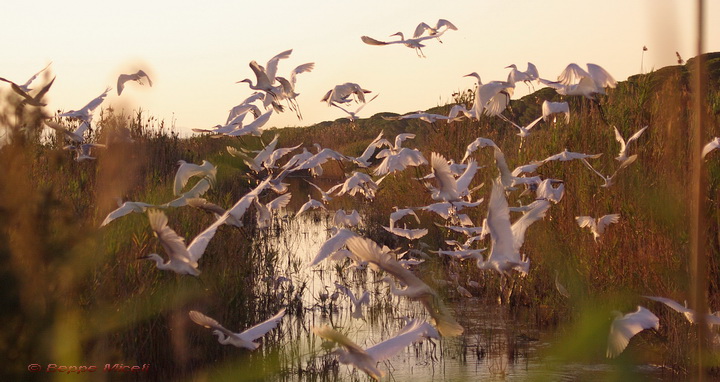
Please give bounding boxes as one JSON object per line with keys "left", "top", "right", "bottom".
{"left": 3, "top": 1, "right": 718, "bottom": 136}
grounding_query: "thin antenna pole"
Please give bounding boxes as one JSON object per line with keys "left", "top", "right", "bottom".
{"left": 690, "top": 0, "right": 708, "bottom": 378}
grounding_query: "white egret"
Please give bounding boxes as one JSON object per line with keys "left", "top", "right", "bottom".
{"left": 333, "top": 209, "right": 362, "bottom": 227}
{"left": 334, "top": 283, "right": 370, "bottom": 319}
{"left": 506, "top": 62, "right": 539, "bottom": 90}
{"left": 462, "top": 137, "right": 497, "bottom": 162}
{"left": 140, "top": 209, "right": 225, "bottom": 276}
{"left": 361, "top": 31, "right": 443, "bottom": 58}
{"left": 1, "top": 62, "right": 51, "bottom": 93}
{"left": 382, "top": 225, "right": 428, "bottom": 240}
{"left": 309, "top": 228, "right": 358, "bottom": 266}
{"left": 541, "top": 149, "right": 602, "bottom": 163}
{"left": 615, "top": 125, "right": 648, "bottom": 163}
{"left": 606, "top": 306, "right": 659, "bottom": 358}
{"left": 163, "top": 178, "right": 213, "bottom": 208}
{"left": 64, "top": 142, "right": 106, "bottom": 162}
{"left": 237, "top": 49, "right": 293, "bottom": 98}
{"left": 413, "top": 19, "right": 458, "bottom": 41}
{"left": 426, "top": 152, "right": 478, "bottom": 202}
{"left": 321, "top": 82, "right": 371, "bottom": 105}
{"left": 226, "top": 93, "right": 264, "bottom": 124}
{"left": 536, "top": 179, "right": 565, "bottom": 203}
{"left": 296, "top": 196, "right": 326, "bottom": 217}
{"left": 57, "top": 87, "right": 111, "bottom": 123}
{"left": 575, "top": 214, "right": 620, "bottom": 242}
{"left": 582, "top": 155, "right": 638, "bottom": 188}
{"left": 702, "top": 137, "right": 720, "bottom": 158}
{"left": 313, "top": 319, "right": 438, "bottom": 380}
{"left": 373, "top": 133, "right": 427, "bottom": 176}
{"left": 643, "top": 295, "right": 720, "bottom": 326}
{"left": 477, "top": 180, "right": 550, "bottom": 276}
{"left": 498, "top": 114, "right": 543, "bottom": 146}
{"left": 224, "top": 109, "right": 274, "bottom": 137}
{"left": 331, "top": 93, "right": 379, "bottom": 122}
{"left": 173, "top": 160, "right": 216, "bottom": 196}
{"left": 274, "top": 62, "right": 315, "bottom": 119}
{"left": 254, "top": 193, "right": 292, "bottom": 229}
{"left": 541, "top": 63, "right": 617, "bottom": 99}
{"left": 541, "top": 101, "right": 570, "bottom": 124}
{"left": 226, "top": 176, "right": 272, "bottom": 222}
{"left": 186, "top": 198, "right": 242, "bottom": 228}
{"left": 0, "top": 74, "right": 55, "bottom": 107}
{"left": 116, "top": 70, "right": 152, "bottom": 95}
{"left": 345, "top": 236, "right": 464, "bottom": 337}
{"left": 293, "top": 146, "right": 348, "bottom": 177}
{"left": 330, "top": 171, "right": 382, "bottom": 200}
{"left": 100, "top": 200, "right": 157, "bottom": 227}
{"left": 464, "top": 72, "right": 514, "bottom": 118}
{"left": 350, "top": 131, "right": 392, "bottom": 168}
{"left": 189, "top": 309, "right": 286, "bottom": 350}
{"left": 45, "top": 120, "right": 90, "bottom": 143}
{"left": 389, "top": 207, "right": 420, "bottom": 229}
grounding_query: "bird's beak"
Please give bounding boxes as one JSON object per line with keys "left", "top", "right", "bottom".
{"left": 504, "top": 65, "right": 512, "bottom": 69}
{"left": 137, "top": 255, "right": 150, "bottom": 260}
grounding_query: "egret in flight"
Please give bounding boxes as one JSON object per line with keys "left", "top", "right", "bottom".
{"left": 189, "top": 309, "right": 286, "bottom": 350}
{"left": 606, "top": 306, "right": 659, "bottom": 358}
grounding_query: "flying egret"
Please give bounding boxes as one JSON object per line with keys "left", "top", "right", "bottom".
{"left": 464, "top": 72, "right": 514, "bottom": 118}
{"left": 333, "top": 209, "right": 362, "bottom": 227}
{"left": 477, "top": 180, "right": 550, "bottom": 276}
{"left": 173, "top": 160, "right": 216, "bottom": 196}
{"left": 535, "top": 179, "right": 565, "bottom": 203}
{"left": 382, "top": 225, "right": 428, "bottom": 240}
{"left": 702, "top": 137, "right": 720, "bottom": 158}
{"left": 309, "top": 228, "right": 358, "bottom": 266}
{"left": 576, "top": 214, "right": 620, "bottom": 242}
{"left": 334, "top": 283, "right": 370, "bottom": 319}
{"left": 64, "top": 143, "right": 106, "bottom": 162}
{"left": 328, "top": 171, "right": 382, "bottom": 200}
{"left": 541, "top": 63, "right": 617, "bottom": 99}
{"left": 361, "top": 31, "right": 444, "bottom": 58}
{"left": 117, "top": 70, "right": 152, "bottom": 95}
{"left": 331, "top": 93, "right": 379, "bottom": 122}
{"left": 224, "top": 109, "right": 274, "bottom": 137}
{"left": 426, "top": 152, "right": 478, "bottom": 202}
{"left": 163, "top": 178, "right": 213, "bottom": 208}
{"left": 237, "top": 49, "right": 293, "bottom": 97}
{"left": 413, "top": 19, "right": 458, "bottom": 42}
{"left": 274, "top": 62, "right": 314, "bottom": 119}
{"left": 0, "top": 62, "right": 51, "bottom": 93}
{"left": 643, "top": 295, "right": 720, "bottom": 326}
{"left": 313, "top": 319, "right": 439, "bottom": 380}
{"left": 350, "top": 131, "right": 392, "bottom": 168}
{"left": 606, "top": 306, "right": 659, "bottom": 358}
{"left": 506, "top": 62, "right": 539, "bottom": 90}
{"left": 541, "top": 101, "right": 570, "bottom": 124}
{"left": 389, "top": 207, "right": 421, "bottom": 229}
{"left": 189, "top": 309, "right": 286, "bottom": 350}
{"left": 582, "top": 155, "right": 638, "bottom": 188}
{"left": 57, "top": 87, "right": 111, "bottom": 123}
{"left": 140, "top": 209, "right": 225, "bottom": 276}
{"left": 100, "top": 200, "right": 157, "bottom": 227}
{"left": 0, "top": 74, "right": 55, "bottom": 107}
{"left": 296, "top": 196, "right": 326, "bottom": 217}
{"left": 614, "top": 125, "right": 648, "bottom": 163}
{"left": 373, "top": 133, "right": 427, "bottom": 176}
{"left": 541, "top": 149, "right": 602, "bottom": 163}
{"left": 345, "top": 236, "right": 464, "bottom": 337}
{"left": 186, "top": 198, "right": 243, "bottom": 228}
{"left": 498, "top": 114, "right": 543, "bottom": 146}
{"left": 462, "top": 137, "right": 497, "bottom": 162}
{"left": 254, "top": 193, "right": 292, "bottom": 229}
{"left": 321, "top": 82, "right": 371, "bottom": 105}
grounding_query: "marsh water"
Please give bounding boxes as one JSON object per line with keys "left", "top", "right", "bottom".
{"left": 223, "top": 177, "right": 673, "bottom": 382}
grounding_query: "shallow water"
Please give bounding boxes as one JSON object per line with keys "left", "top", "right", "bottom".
{"left": 242, "top": 186, "right": 672, "bottom": 381}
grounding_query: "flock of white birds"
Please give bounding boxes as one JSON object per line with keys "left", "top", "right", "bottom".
{"left": 3, "top": 17, "right": 720, "bottom": 379}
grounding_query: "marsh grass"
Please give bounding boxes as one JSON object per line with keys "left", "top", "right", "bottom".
{"left": 2, "top": 54, "right": 720, "bottom": 381}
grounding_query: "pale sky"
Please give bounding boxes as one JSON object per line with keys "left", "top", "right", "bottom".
{"left": 2, "top": 1, "right": 718, "bottom": 136}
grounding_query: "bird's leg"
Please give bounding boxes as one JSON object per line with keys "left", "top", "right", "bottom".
{"left": 592, "top": 98, "right": 610, "bottom": 126}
